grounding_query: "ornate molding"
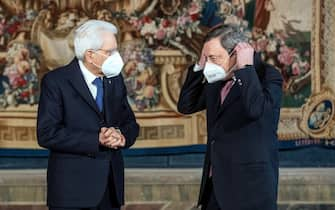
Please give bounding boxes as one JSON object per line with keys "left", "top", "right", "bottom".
{"left": 195, "top": 112, "right": 207, "bottom": 144}
{"left": 0, "top": 116, "right": 38, "bottom": 148}
{"left": 156, "top": 50, "right": 189, "bottom": 112}
{"left": 154, "top": 50, "right": 188, "bottom": 65}
{"left": 278, "top": 0, "right": 335, "bottom": 139}
{"left": 299, "top": 89, "right": 335, "bottom": 139}
{"left": 278, "top": 108, "right": 308, "bottom": 140}
{"left": 322, "top": 0, "right": 335, "bottom": 92}
{"left": 311, "top": 0, "right": 322, "bottom": 93}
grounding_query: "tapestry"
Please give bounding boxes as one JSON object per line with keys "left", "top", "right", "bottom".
{"left": 0, "top": 0, "right": 334, "bottom": 150}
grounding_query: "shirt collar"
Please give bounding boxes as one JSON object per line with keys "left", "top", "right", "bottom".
{"left": 78, "top": 60, "right": 98, "bottom": 85}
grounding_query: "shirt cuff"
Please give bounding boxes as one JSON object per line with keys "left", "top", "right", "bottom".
{"left": 193, "top": 63, "right": 204, "bottom": 72}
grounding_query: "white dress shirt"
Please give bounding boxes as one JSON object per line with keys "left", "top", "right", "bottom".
{"left": 78, "top": 60, "right": 100, "bottom": 99}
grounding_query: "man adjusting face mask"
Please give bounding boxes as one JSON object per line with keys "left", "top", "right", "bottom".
{"left": 178, "top": 24, "right": 282, "bottom": 210}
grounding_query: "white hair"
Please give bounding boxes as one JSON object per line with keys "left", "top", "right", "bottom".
{"left": 73, "top": 20, "right": 118, "bottom": 60}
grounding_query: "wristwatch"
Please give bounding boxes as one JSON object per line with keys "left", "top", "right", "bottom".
{"left": 241, "top": 64, "right": 253, "bottom": 69}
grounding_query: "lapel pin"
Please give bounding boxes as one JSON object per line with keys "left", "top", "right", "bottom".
{"left": 232, "top": 76, "right": 237, "bottom": 85}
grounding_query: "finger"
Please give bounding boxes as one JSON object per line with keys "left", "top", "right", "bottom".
{"left": 244, "top": 43, "right": 254, "bottom": 50}
{"left": 242, "top": 42, "right": 251, "bottom": 47}
{"left": 99, "top": 138, "right": 106, "bottom": 145}
{"left": 229, "top": 48, "right": 237, "bottom": 57}
{"left": 100, "top": 138, "right": 111, "bottom": 145}
{"left": 119, "top": 136, "right": 126, "bottom": 147}
{"left": 234, "top": 45, "right": 243, "bottom": 53}
{"left": 105, "top": 140, "right": 116, "bottom": 148}
{"left": 199, "top": 55, "right": 206, "bottom": 63}
{"left": 236, "top": 42, "right": 244, "bottom": 48}
{"left": 114, "top": 128, "right": 122, "bottom": 134}
{"left": 102, "top": 134, "right": 116, "bottom": 144}
{"left": 200, "top": 49, "right": 205, "bottom": 57}
{"left": 247, "top": 43, "right": 255, "bottom": 50}
{"left": 113, "top": 135, "right": 125, "bottom": 146}
{"left": 109, "top": 141, "right": 116, "bottom": 148}
{"left": 110, "top": 139, "right": 122, "bottom": 148}
{"left": 240, "top": 42, "right": 251, "bottom": 49}
{"left": 239, "top": 42, "right": 248, "bottom": 48}
{"left": 111, "top": 128, "right": 122, "bottom": 136}
{"left": 106, "top": 133, "right": 125, "bottom": 148}
{"left": 99, "top": 133, "right": 109, "bottom": 144}
{"left": 104, "top": 128, "right": 115, "bottom": 138}
{"left": 199, "top": 48, "right": 207, "bottom": 66}
{"left": 201, "top": 45, "right": 207, "bottom": 54}
{"left": 108, "top": 135, "right": 120, "bottom": 144}
{"left": 100, "top": 127, "right": 108, "bottom": 133}
{"left": 108, "top": 143, "right": 115, "bottom": 149}
{"left": 111, "top": 132, "right": 121, "bottom": 140}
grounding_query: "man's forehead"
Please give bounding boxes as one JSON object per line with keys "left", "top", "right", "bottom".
{"left": 101, "top": 32, "right": 117, "bottom": 48}
{"left": 204, "top": 38, "right": 227, "bottom": 54}
{"left": 204, "top": 38, "right": 219, "bottom": 47}
{"left": 101, "top": 32, "right": 116, "bottom": 40}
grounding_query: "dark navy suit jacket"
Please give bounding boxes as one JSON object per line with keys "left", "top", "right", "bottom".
{"left": 178, "top": 54, "right": 283, "bottom": 210}
{"left": 37, "top": 58, "right": 139, "bottom": 208}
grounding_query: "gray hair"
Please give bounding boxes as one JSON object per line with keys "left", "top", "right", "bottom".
{"left": 73, "top": 20, "right": 118, "bottom": 60}
{"left": 205, "top": 24, "right": 250, "bottom": 54}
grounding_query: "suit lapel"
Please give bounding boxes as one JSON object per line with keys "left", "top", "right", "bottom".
{"left": 207, "top": 81, "right": 224, "bottom": 114}
{"left": 67, "top": 59, "right": 101, "bottom": 115}
{"left": 103, "top": 77, "right": 113, "bottom": 113}
{"left": 214, "top": 53, "right": 262, "bottom": 120}
{"left": 103, "top": 76, "right": 121, "bottom": 125}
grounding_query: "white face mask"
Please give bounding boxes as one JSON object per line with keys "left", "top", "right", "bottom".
{"left": 93, "top": 51, "right": 124, "bottom": 78}
{"left": 203, "top": 62, "right": 228, "bottom": 83}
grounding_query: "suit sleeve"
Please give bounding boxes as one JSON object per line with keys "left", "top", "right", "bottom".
{"left": 37, "top": 73, "right": 100, "bottom": 154}
{"left": 119, "top": 76, "right": 140, "bottom": 148}
{"left": 234, "top": 64, "right": 283, "bottom": 120}
{"left": 177, "top": 65, "right": 207, "bottom": 114}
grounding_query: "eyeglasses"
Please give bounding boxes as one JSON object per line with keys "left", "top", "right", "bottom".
{"left": 207, "top": 50, "right": 235, "bottom": 64}
{"left": 98, "top": 48, "right": 117, "bottom": 56}
{"left": 89, "top": 48, "right": 117, "bottom": 57}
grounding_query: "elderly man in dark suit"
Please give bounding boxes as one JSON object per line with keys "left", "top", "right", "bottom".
{"left": 37, "top": 20, "right": 139, "bottom": 210}
{"left": 178, "top": 24, "right": 283, "bottom": 210}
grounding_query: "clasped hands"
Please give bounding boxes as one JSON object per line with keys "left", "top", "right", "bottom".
{"left": 99, "top": 127, "right": 125, "bottom": 149}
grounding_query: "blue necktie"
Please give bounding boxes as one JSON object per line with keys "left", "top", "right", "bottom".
{"left": 92, "top": 77, "right": 103, "bottom": 112}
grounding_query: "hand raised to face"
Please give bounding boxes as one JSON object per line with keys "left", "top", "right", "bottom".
{"left": 198, "top": 45, "right": 208, "bottom": 69}
{"left": 234, "top": 42, "right": 254, "bottom": 69}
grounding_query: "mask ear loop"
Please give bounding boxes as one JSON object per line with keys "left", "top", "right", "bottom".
{"left": 223, "top": 46, "right": 239, "bottom": 83}
{"left": 226, "top": 47, "right": 237, "bottom": 74}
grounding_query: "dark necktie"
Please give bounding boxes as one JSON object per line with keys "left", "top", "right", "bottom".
{"left": 92, "top": 77, "right": 103, "bottom": 112}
